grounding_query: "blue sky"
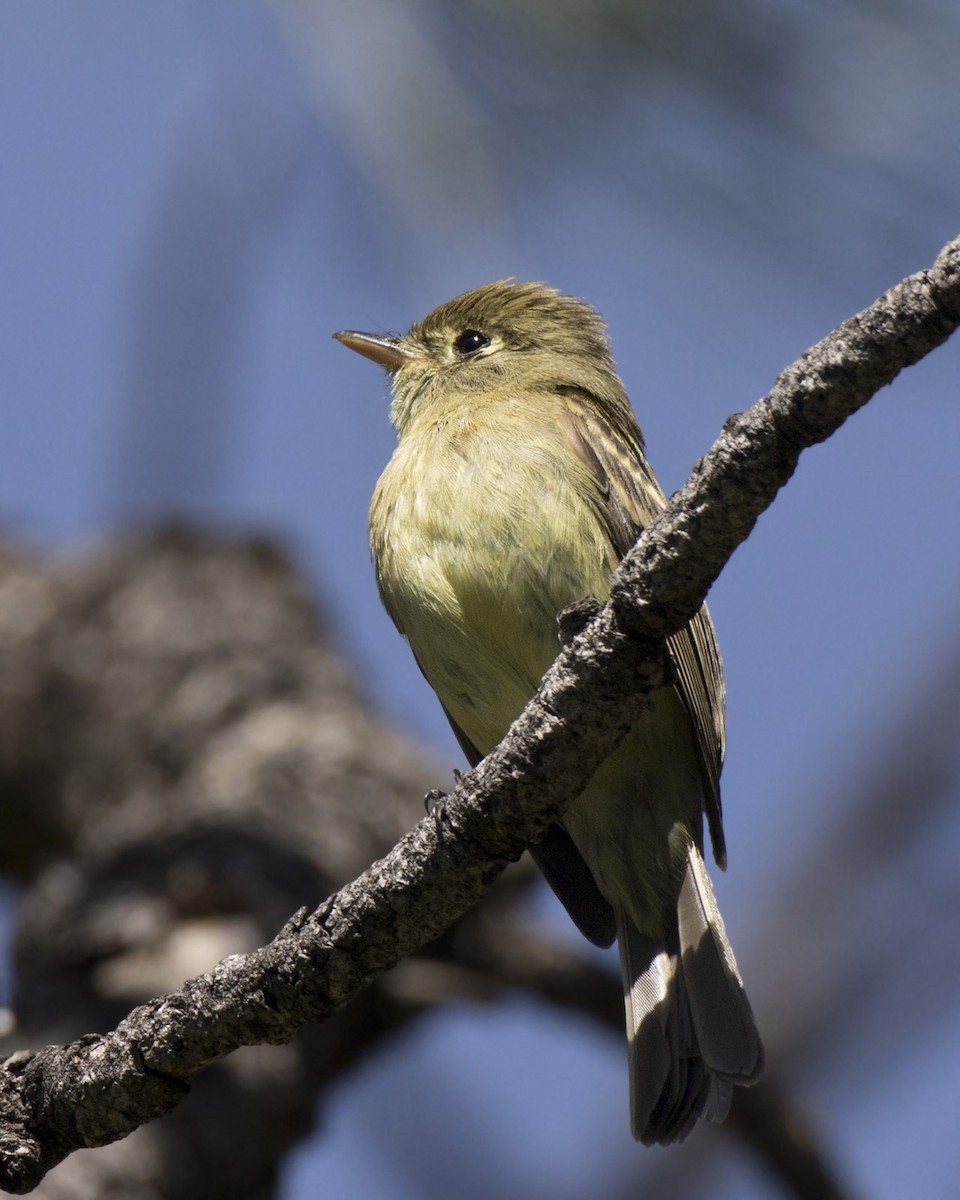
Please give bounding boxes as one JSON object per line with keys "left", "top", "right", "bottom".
{"left": 2, "top": 3, "right": 960, "bottom": 1196}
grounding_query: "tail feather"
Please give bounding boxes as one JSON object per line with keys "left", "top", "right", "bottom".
{"left": 618, "top": 931, "right": 674, "bottom": 1138}
{"left": 677, "top": 844, "right": 764, "bottom": 1083}
{"left": 618, "top": 845, "right": 763, "bottom": 1145}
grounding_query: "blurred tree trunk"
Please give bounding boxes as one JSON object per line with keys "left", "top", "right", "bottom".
{"left": 0, "top": 526, "right": 450, "bottom": 1199}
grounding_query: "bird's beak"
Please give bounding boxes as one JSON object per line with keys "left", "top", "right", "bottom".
{"left": 333, "top": 330, "right": 422, "bottom": 372}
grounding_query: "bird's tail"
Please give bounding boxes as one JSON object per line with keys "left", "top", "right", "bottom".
{"left": 618, "top": 842, "right": 763, "bottom": 1145}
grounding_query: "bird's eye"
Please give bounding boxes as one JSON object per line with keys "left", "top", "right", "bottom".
{"left": 453, "top": 329, "right": 491, "bottom": 357}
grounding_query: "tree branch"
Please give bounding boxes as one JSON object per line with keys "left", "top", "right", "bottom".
{"left": 1, "top": 236, "right": 957, "bottom": 1192}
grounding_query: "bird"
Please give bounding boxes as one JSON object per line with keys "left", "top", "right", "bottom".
{"left": 334, "top": 280, "right": 763, "bottom": 1144}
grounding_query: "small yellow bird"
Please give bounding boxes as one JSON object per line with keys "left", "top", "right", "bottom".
{"left": 335, "top": 281, "right": 762, "bottom": 1144}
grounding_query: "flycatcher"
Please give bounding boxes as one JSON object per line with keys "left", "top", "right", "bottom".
{"left": 334, "top": 281, "right": 762, "bottom": 1144}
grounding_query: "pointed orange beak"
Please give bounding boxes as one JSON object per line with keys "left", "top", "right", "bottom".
{"left": 333, "top": 330, "right": 422, "bottom": 372}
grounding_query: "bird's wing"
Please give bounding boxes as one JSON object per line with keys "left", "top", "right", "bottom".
{"left": 558, "top": 389, "right": 727, "bottom": 867}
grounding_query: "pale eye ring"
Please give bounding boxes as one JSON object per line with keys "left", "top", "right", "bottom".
{"left": 453, "top": 329, "right": 491, "bottom": 357}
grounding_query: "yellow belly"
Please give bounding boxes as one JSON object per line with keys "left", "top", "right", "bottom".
{"left": 371, "top": 404, "right": 617, "bottom": 754}
{"left": 370, "top": 401, "right": 702, "bottom": 932}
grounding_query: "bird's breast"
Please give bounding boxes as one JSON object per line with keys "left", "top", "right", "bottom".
{"left": 370, "top": 405, "right": 617, "bottom": 754}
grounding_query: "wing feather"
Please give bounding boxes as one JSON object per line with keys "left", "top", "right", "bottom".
{"left": 558, "top": 390, "right": 727, "bottom": 866}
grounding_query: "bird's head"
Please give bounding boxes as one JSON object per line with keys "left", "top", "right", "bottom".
{"left": 334, "top": 280, "right": 630, "bottom": 436}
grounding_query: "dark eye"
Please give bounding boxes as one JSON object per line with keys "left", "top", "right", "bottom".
{"left": 453, "top": 329, "right": 491, "bottom": 357}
